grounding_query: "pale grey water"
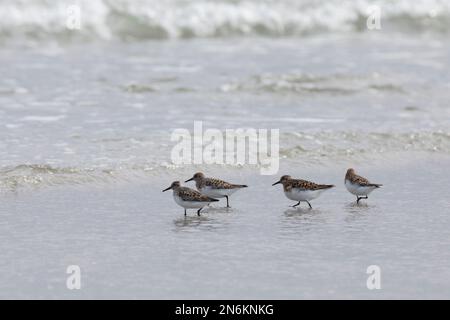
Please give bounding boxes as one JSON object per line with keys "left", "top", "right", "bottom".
{"left": 0, "top": 155, "right": 449, "bottom": 299}
{"left": 1, "top": 3, "right": 450, "bottom": 299}
{"left": 1, "top": 35, "right": 449, "bottom": 176}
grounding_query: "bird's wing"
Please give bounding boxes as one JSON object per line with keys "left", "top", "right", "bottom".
{"left": 290, "top": 179, "right": 327, "bottom": 190}
{"left": 351, "top": 174, "right": 371, "bottom": 186}
{"left": 178, "top": 187, "right": 216, "bottom": 202}
{"left": 205, "top": 178, "right": 236, "bottom": 189}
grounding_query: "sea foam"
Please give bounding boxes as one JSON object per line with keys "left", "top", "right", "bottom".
{"left": 0, "top": 0, "right": 449, "bottom": 44}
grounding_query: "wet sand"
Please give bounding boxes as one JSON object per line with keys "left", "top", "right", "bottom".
{"left": 1, "top": 154, "right": 449, "bottom": 299}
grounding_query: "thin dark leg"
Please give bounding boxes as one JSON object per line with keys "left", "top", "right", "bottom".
{"left": 184, "top": 209, "right": 187, "bottom": 216}
{"left": 306, "top": 201, "right": 312, "bottom": 209}
{"left": 291, "top": 201, "right": 301, "bottom": 208}
{"left": 225, "top": 196, "right": 230, "bottom": 208}
{"left": 197, "top": 208, "right": 202, "bottom": 216}
{"left": 357, "top": 196, "right": 368, "bottom": 204}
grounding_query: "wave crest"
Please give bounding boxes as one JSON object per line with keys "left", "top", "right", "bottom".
{"left": 219, "top": 73, "right": 405, "bottom": 95}
{"left": 1, "top": 131, "right": 449, "bottom": 190}
{"left": 280, "top": 131, "right": 450, "bottom": 162}
{"left": 1, "top": 0, "right": 449, "bottom": 44}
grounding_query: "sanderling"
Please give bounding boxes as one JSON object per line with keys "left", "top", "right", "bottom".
{"left": 185, "top": 172, "right": 248, "bottom": 208}
{"left": 272, "top": 175, "right": 334, "bottom": 209}
{"left": 345, "top": 168, "right": 382, "bottom": 203}
{"left": 162, "top": 181, "right": 219, "bottom": 216}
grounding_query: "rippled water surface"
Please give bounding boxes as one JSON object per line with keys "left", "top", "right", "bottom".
{"left": 1, "top": 35, "right": 450, "bottom": 188}
{"left": 0, "top": 158, "right": 449, "bottom": 299}
{"left": 1, "top": 0, "right": 450, "bottom": 299}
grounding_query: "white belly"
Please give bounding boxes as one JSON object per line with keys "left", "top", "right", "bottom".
{"left": 284, "top": 188, "right": 325, "bottom": 201}
{"left": 174, "top": 195, "right": 208, "bottom": 209}
{"left": 345, "top": 180, "right": 377, "bottom": 196}
{"left": 199, "top": 186, "right": 237, "bottom": 198}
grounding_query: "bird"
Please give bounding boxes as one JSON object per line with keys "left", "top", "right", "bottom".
{"left": 185, "top": 172, "right": 247, "bottom": 208}
{"left": 272, "top": 175, "right": 334, "bottom": 209}
{"left": 345, "top": 168, "right": 382, "bottom": 203}
{"left": 162, "top": 181, "right": 219, "bottom": 216}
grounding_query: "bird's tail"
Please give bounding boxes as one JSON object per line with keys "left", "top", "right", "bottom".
{"left": 233, "top": 184, "right": 248, "bottom": 188}
{"left": 369, "top": 184, "right": 382, "bottom": 188}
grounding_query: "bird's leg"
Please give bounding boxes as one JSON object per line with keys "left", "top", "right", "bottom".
{"left": 197, "top": 208, "right": 202, "bottom": 216}
{"left": 357, "top": 196, "right": 368, "bottom": 204}
{"left": 306, "top": 201, "right": 312, "bottom": 209}
{"left": 184, "top": 209, "right": 187, "bottom": 216}
{"left": 291, "top": 201, "right": 301, "bottom": 208}
{"left": 225, "top": 196, "right": 230, "bottom": 208}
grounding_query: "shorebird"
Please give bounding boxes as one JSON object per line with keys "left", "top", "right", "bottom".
{"left": 185, "top": 172, "right": 247, "bottom": 208}
{"left": 345, "top": 168, "right": 382, "bottom": 203}
{"left": 272, "top": 175, "right": 334, "bottom": 209}
{"left": 162, "top": 181, "right": 219, "bottom": 216}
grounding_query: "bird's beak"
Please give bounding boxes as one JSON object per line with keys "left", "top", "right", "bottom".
{"left": 162, "top": 186, "right": 172, "bottom": 192}
{"left": 272, "top": 181, "right": 281, "bottom": 186}
{"left": 185, "top": 177, "right": 194, "bottom": 183}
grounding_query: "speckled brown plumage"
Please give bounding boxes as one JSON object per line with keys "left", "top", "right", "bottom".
{"left": 345, "top": 168, "right": 382, "bottom": 187}
{"left": 274, "top": 175, "right": 334, "bottom": 192}
{"left": 185, "top": 172, "right": 248, "bottom": 208}
{"left": 186, "top": 172, "right": 248, "bottom": 190}
{"left": 176, "top": 186, "right": 219, "bottom": 202}
{"left": 201, "top": 177, "right": 247, "bottom": 190}
{"left": 283, "top": 178, "right": 334, "bottom": 192}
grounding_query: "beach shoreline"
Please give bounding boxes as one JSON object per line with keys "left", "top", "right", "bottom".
{"left": 1, "top": 0, "right": 450, "bottom": 299}
{"left": 1, "top": 154, "right": 449, "bottom": 299}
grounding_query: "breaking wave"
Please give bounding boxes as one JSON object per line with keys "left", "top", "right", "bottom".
{"left": 219, "top": 72, "right": 405, "bottom": 95}
{"left": 1, "top": 131, "right": 449, "bottom": 190}
{"left": 279, "top": 131, "right": 450, "bottom": 162}
{"left": 1, "top": 0, "right": 449, "bottom": 44}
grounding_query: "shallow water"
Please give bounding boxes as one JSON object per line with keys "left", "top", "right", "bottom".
{"left": 1, "top": 0, "right": 450, "bottom": 299}
{"left": 0, "top": 155, "right": 449, "bottom": 299}
{"left": 1, "top": 34, "right": 450, "bottom": 188}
